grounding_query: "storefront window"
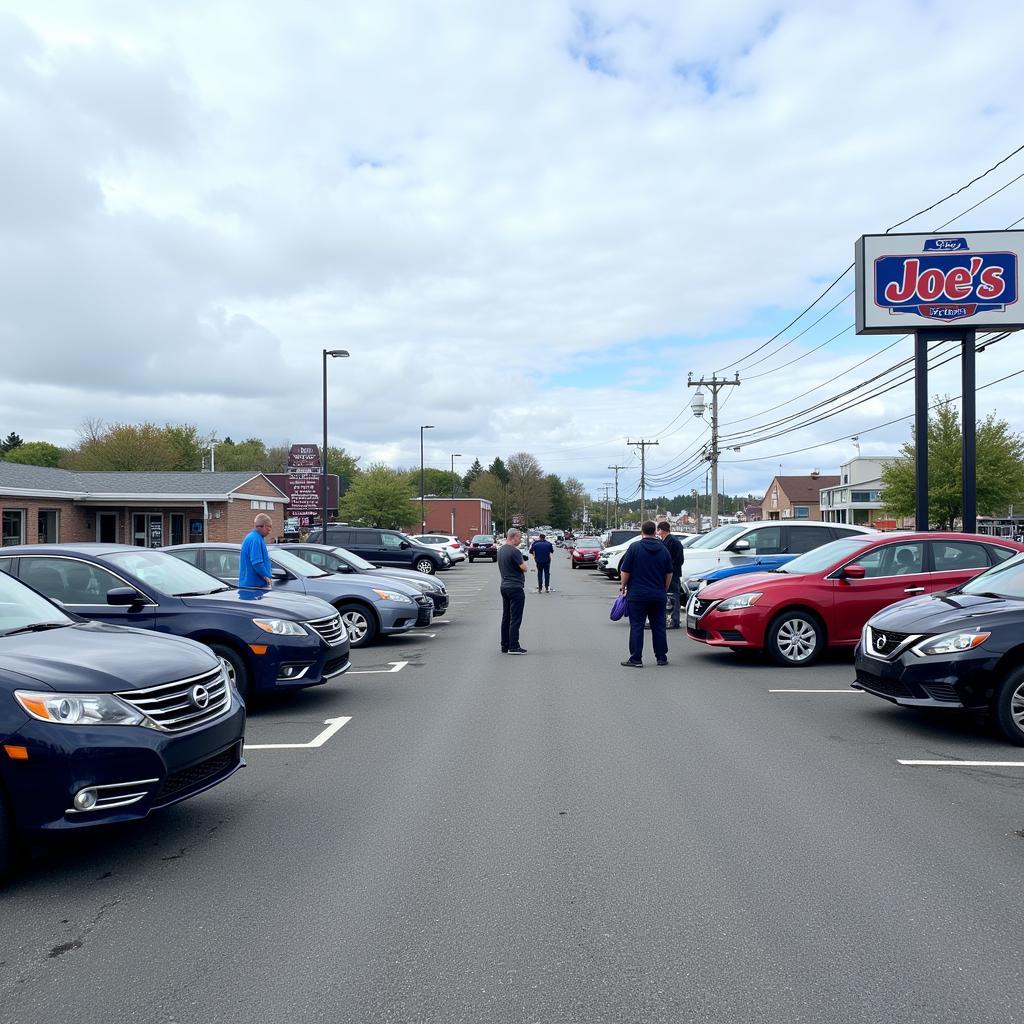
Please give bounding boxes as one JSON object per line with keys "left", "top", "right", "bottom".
{"left": 2, "top": 509, "right": 25, "bottom": 546}
{"left": 38, "top": 509, "right": 59, "bottom": 544}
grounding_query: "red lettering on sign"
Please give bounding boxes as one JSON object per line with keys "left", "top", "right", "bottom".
{"left": 977, "top": 265, "right": 1005, "bottom": 300}
{"left": 917, "top": 268, "right": 944, "bottom": 301}
{"left": 884, "top": 259, "right": 919, "bottom": 302}
{"left": 945, "top": 266, "right": 972, "bottom": 300}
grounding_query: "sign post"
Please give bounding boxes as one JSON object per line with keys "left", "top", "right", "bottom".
{"left": 856, "top": 231, "right": 1024, "bottom": 532}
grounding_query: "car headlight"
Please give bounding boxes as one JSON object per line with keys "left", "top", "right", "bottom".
{"left": 912, "top": 631, "right": 991, "bottom": 656}
{"left": 715, "top": 592, "right": 763, "bottom": 611}
{"left": 252, "top": 617, "right": 307, "bottom": 636}
{"left": 373, "top": 589, "right": 414, "bottom": 603}
{"left": 15, "top": 690, "right": 146, "bottom": 727}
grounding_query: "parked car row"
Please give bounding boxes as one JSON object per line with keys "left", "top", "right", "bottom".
{"left": 0, "top": 536, "right": 456, "bottom": 884}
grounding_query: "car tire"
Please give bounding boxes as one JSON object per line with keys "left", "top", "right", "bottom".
{"left": 994, "top": 666, "right": 1024, "bottom": 745}
{"left": 414, "top": 557, "right": 436, "bottom": 575}
{"left": 210, "top": 643, "right": 251, "bottom": 702}
{"left": 0, "top": 790, "right": 23, "bottom": 888}
{"left": 337, "top": 603, "right": 379, "bottom": 648}
{"left": 765, "top": 610, "right": 824, "bottom": 667}
{"left": 491, "top": 555, "right": 497, "bottom": 562}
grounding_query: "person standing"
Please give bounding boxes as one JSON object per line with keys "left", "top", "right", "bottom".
{"left": 529, "top": 532, "right": 555, "bottom": 593}
{"left": 498, "top": 528, "right": 528, "bottom": 654}
{"left": 240, "top": 513, "right": 275, "bottom": 589}
{"left": 657, "top": 521, "right": 686, "bottom": 629}
{"left": 618, "top": 521, "right": 673, "bottom": 668}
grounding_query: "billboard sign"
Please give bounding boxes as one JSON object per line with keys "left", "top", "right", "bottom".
{"left": 286, "top": 444, "right": 322, "bottom": 517}
{"left": 856, "top": 231, "right": 1024, "bottom": 334}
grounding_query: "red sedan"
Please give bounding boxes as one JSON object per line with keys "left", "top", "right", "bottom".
{"left": 687, "top": 532, "right": 1024, "bottom": 667}
{"left": 570, "top": 537, "right": 603, "bottom": 569}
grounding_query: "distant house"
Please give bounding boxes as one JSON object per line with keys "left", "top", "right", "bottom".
{"left": 0, "top": 462, "right": 288, "bottom": 546}
{"left": 819, "top": 458, "right": 897, "bottom": 527}
{"left": 760, "top": 472, "right": 838, "bottom": 522}
{"left": 742, "top": 501, "right": 763, "bottom": 522}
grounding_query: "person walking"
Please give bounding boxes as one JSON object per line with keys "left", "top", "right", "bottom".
{"left": 529, "top": 532, "right": 555, "bottom": 592}
{"left": 240, "top": 513, "right": 275, "bottom": 589}
{"left": 657, "top": 521, "right": 686, "bottom": 629}
{"left": 618, "top": 520, "right": 673, "bottom": 668}
{"left": 498, "top": 528, "right": 528, "bottom": 654}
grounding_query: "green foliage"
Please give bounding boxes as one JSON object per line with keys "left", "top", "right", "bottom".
{"left": 163, "top": 424, "right": 205, "bottom": 471}
{"left": 462, "top": 458, "right": 483, "bottom": 490}
{"left": 326, "top": 447, "right": 361, "bottom": 495}
{"left": 507, "top": 452, "right": 549, "bottom": 526}
{"left": 407, "top": 467, "right": 464, "bottom": 498}
{"left": 4, "top": 441, "right": 64, "bottom": 467}
{"left": 546, "top": 475, "right": 571, "bottom": 528}
{"left": 469, "top": 471, "right": 510, "bottom": 531}
{"left": 881, "top": 402, "right": 1024, "bottom": 529}
{"left": 488, "top": 457, "right": 509, "bottom": 485}
{"left": 214, "top": 437, "right": 271, "bottom": 472}
{"left": 339, "top": 463, "right": 418, "bottom": 528}
{"left": 66, "top": 422, "right": 186, "bottom": 471}
{"left": 0, "top": 432, "right": 23, "bottom": 454}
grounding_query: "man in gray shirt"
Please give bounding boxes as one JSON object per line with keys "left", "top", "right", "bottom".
{"left": 498, "top": 528, "right": 528, "bottom": 654}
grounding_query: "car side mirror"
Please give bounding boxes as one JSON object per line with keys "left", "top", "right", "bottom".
{"left": 732, "top": 539, "right": 751, "bottom": 552}
{"left": 271, "top": 567, "right": 290, "bottom": 581}
{"left": 107, "top": 587, "right": 145, "bottom": 606}
{"left": 400, "top": 540, "right": 410, "bottom": 549}
{"left": 842, "top": 564, "right": 866, "bottom": 580}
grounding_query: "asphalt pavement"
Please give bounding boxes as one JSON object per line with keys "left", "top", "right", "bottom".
{"left": 4, "top": 554, "right": 1024, "bottom": 1024}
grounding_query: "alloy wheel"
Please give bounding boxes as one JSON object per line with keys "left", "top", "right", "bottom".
{"left": 774, "top": 617, "right": 819, "bottom": 663}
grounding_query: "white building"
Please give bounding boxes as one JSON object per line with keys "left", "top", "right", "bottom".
{"left": 819, "top": 457, "right": 897, "bottom": 527}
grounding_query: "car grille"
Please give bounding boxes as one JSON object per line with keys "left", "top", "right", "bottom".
{"left": 855, "top": 670, "right": 912, "bottom": 699}
{"left": 692, "top": 598, "right": 718, "bottom": 619}
{"left": 921, "top": 682, "right": 962, "bottom": 703}
{"left": 864, "top": 626, "right": 922, "bottom": 660}
{"left": 306, "top": 613, "right": 346, "bottom": 646}
{"left": 153, "top": 744, "right": 242, "bottom": 805}
{"left": 117, "top": 666, "right": 231, "bottom": 733}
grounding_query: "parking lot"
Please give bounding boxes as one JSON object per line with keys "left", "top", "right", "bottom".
{"left": 4, "top": 555, "right": 1024, "bottom": 1024}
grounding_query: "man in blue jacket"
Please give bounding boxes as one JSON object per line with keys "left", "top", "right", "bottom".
{"left": 240, "top": 513, "right": 275, "bottom": 589}
{"left": 529, "top": 533, "right": 555, "bottom": 592}
{"left": 618, "top": 521, "right": 673, "bottom": 668}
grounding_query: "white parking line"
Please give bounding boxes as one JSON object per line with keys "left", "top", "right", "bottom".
{"left": 348, "top": 661, "right": 408, "bottom": 675}
{"left": 245, "top": 716, "right": 351, "bottom": 750}
{"left": 768, "top": 689, "right": 865, "bottom": 694}
{"left": 391, "top": 632, "right": 436, "bottom": 639}
{"left": 898, "top": 759, "right": 1024, "bottom": 767}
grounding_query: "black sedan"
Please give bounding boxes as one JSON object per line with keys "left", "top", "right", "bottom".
{"left": 854, "top": 552, "right": 1024, "bottom": 744}
{"left": 0, "top": 545, "right": 349, "bottom": 701}
{"left": 0, "top": 567, "right": 245, "bottom": 884}
{"left": 275, "top": 543, "right": 449, "bottom": 617}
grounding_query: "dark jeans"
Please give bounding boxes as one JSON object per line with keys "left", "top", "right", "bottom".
{"left": 668, "top": 575, "right": 682, "bottom": 627}
{"left": 627, "top": 595, "right": 668, "bottom": 663}
{"left": 536, "top": 562, "right": 550, "bottom": 589}
{"left": 500, "top": 584, "right": 525, "bottom": 650}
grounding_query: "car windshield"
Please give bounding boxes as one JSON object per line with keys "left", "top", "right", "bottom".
{"left": 775, "top": 537, "right": 876, "bottom": 575}
{"left": 107, "top": 550, "right": 229, "bottom": 596}
{"left": 330, "top": 546, "right": 377, "bottom": 572}
{"left": 960, "top": 552, "right": 1024, "bottom": 598}
{"left": 577, "top": 538, "right": 601, "bottom": 547}
{"left": 688, "top": 525, "right": 747, "bottom": 549}
{"left": 472, "top": 536, "right": 493, "bottom": 543}
{"left": 0, "top": 568, "right": 73, "bottom": 633}
{"left": 271, "top": 547, "right": 330, "bottom": 578}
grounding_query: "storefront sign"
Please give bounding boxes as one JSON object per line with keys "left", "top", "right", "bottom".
{"left": 856, "top": 231, "right": 1024, "bottom": 334}
{"left": 286, "top": 444, "right": 323, "bottom": 516}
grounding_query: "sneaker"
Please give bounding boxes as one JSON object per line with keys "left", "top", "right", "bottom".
{"left": 501, "top": 647, "right": 508, "bottom": 653}
{"left": 620, "top": 659, "right": 643, "bottom": 668}
{"left": 545, "top": 588, "right": 551, "bottom": 593}
{"left": 508, "top": 647, "right": 528, "bottom": 655}
{"left": 656, "top": 658, "right": 668, "bottom": 666}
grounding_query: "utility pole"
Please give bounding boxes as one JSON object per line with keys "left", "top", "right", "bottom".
{"left": 688, "top": 372, "right": 741, "bottom": 529}
{"left": 626, "top": 440, "right": 659, "bottom": 524}
{"left": 601, "top": 483, "right": 612, "bottom": 531}
{"left": 608, "top": 464, "right": 626, "bottom": 528}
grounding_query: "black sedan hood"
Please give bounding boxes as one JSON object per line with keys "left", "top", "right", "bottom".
{"left": 180, "top": 588, "right": 336, "bottom": 619}
{"left": 0, "top": 620, "right": 218, "bottom": 693}
{"left": 869, "top": 592, "right": 1024, "bottom": 633}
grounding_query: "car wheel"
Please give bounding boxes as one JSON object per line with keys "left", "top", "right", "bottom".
{"left": 765, "top": 611, "right": 824, "bottom": 667}
{"left": 994, "top": 666, "right": 1024, "bottom": 745}
{"left": 0, "top": 791, "right": 23, "bottom": 887}
{"left": 414, "top": 557, "right": 436, "bottom": 575}
{"left": 210, "top": 643, "right": 251, "bottom": 701}
{"left": 338, "top": 603, "right": 378, "bottom": 647}
{"left": 491, "top": 555, "right": 497, "bottom": 562}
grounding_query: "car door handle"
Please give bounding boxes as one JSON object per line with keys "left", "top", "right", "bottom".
{"left": 904, "top": 586, "right": 926, "bottom": 594}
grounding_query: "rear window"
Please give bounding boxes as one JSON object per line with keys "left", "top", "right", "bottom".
{"left": 472, "top": 535, "right": 494, "bottom": 543}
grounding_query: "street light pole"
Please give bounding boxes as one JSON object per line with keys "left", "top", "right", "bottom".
{"left": 322, "top": 349, "right": 350, "bottom": 533}
{"left": 420, "top": 425, "right": 435, "bottom": 533}
{"left": 450, "top": 453, "right": 462, "bottom": 535}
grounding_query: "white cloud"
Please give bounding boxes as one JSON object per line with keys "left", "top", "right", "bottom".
{"left": 1, "top": 0, "right": 1023, "bottom": 498}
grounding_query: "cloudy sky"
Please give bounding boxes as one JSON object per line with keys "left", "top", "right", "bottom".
{"left": 2, "top": 0, "right": 1024, "bottom": 504}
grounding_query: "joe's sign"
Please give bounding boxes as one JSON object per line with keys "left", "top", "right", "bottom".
{"left": 856, "top": 231, "right": 1024, "bottom": 334}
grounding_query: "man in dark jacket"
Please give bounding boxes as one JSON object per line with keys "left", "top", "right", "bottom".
{"left": 529, "top": 533, "right": 554, "bottom": 592}
{"left": 657, "top": 521, "right": 686, "bottom": 629}
{"left": 618, "top": 521, "right": 673, "bottom": 667}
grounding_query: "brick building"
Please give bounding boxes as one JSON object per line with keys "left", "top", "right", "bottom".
{"left": 760, "top": 471, "right": 838, "bottom": 522}
{"left": 414, "top": 496, "right": 493, "bottom": 539}
{"left": 0, "top": 463, "right": 288, "bottom": 547}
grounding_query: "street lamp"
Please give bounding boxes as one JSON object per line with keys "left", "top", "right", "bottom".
{"left": 322, "top": 349, "right": 350, "bottom": 532}
{"left": 420, "top": 425, "right": 435, "bottom": 533}
{"left": 450, "top": 453, "right": 462, "bottom": 535}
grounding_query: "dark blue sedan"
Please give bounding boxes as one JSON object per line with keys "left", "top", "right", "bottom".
{"left": 0, "top": 567, "right": 245, "bottom": 883}
{"left": 0, "top": 544, "right": 350, "bottom": 701}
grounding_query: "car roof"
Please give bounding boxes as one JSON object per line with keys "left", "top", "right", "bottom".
{"left": 0, "top": 542, "right": 149, "bottom": 558}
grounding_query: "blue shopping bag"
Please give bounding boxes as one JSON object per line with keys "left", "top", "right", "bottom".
{"left": 609, "top": 593, "right": 627, "bottom": 621}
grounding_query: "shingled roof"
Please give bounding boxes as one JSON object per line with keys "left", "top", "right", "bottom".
{"left": 769, "top": 475, "right": 839, "bottom": 503}
{"left": 0, "top": 462, "right": 286, "bottom": 499}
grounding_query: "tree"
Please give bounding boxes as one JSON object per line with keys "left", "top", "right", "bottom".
{"left": 881, "top": 402, "right": 1024, "bottom": 529}
{"left": 4, "top": 441, "right": 64, "bottom": 467}
{"left": 488, "top": 457, "right": 510, "bottom": 485}
{"left": 339, "top": 463, "right": 418, "bottom": 528}
{"left": 563, "top": 476, "right": 588, "bottom": 523}
{"left": 507, "top": 452, "right": 549, "bottom": 526}
{"left": 163, "top": 424, "right": 205, "bottom": 470}
{"left": 469, "top": 471, "right": 511, "bottom": 532}
{"left": 462, "top": 458, "right": 484, "bottom": 491}
{"left": 406, "top": 467, "right": 463, "bottom": 498}
{"left": 214, "top": 437, "right": 271, "bottom": 472}
{"left": 547, "top": 475, "right": 571, "bottom": 529}
{"left": 66, "top": 422, "right": 181, "bottom": 471}
{"left": 0, "top": 432, "right": 23, "bottom": 454}
{"left": 327, "top": 447, "right": 361, "bottom": 495}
